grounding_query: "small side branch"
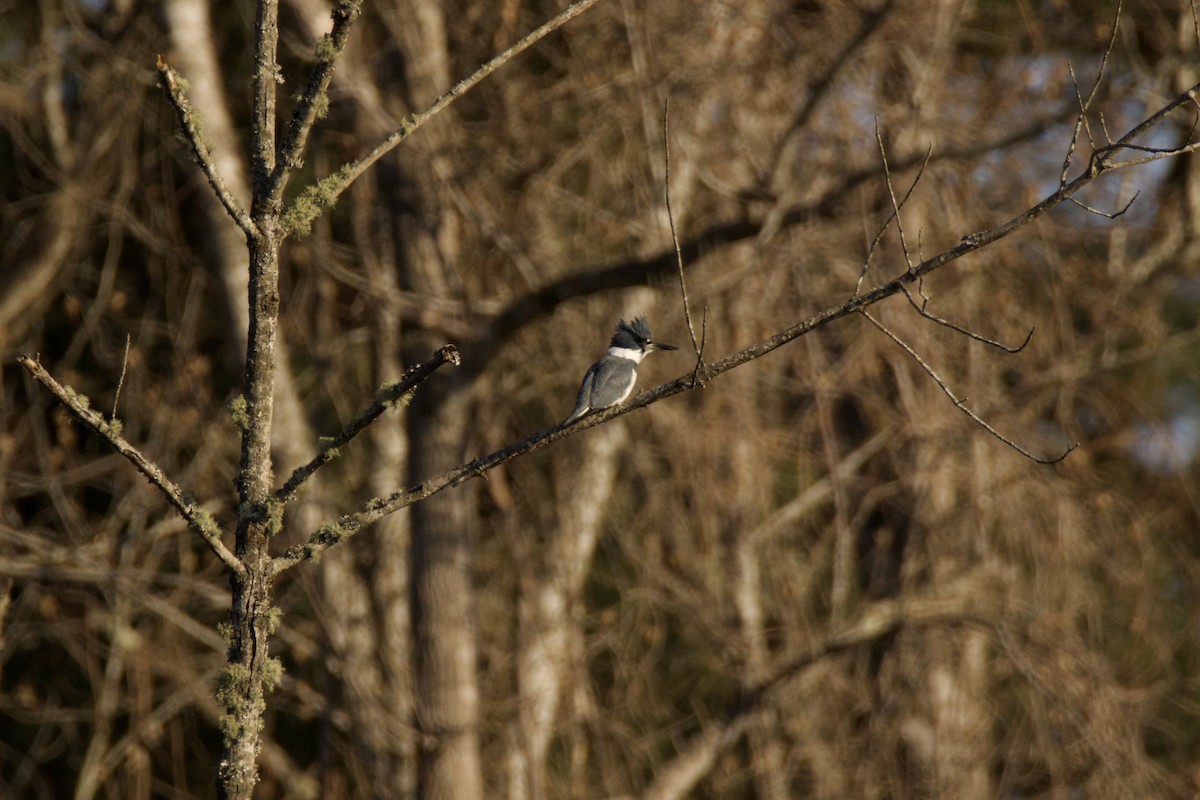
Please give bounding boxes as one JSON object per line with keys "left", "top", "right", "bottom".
{"left": 1091, "top": 140, "right": 1200, "bottom": 171}
{"left": 662, "top": 99, "right": 708, "bottom": 383}
{"left": 856, "top": 129, "right": 932, "bottom": 296}
{"left": 268, "top": 0, "right": 363, "bottom": 207}
{"left": 273, "top": 344, "right": 460, "bottom": 504}
{"left": 900, "top": 284, "right": 1034, "bottom": 353}
{"left": 1059, "top": 0, "right": 1122, "bottom": 183}
{"left": 273, "top": 417, "right": 564, "bottom": 572}
{"left": 18, "top": 355, "right": 242, "bottom": 575}
{"left": 280, "top": 0, "right": 603, "bottom": 236}
{"left": 111, "top": 333, "right": 131, "bottom": 419}
{"left": 155, "top": 56, "right": 256, "bottom": 238}
{"left": 1067, "top": 190, "right": 1139, "bottom": 220}
{"left": 875, "top": 121, "right": 920, "bottom": 271}
{"left": 859, "top": 312, "right": 1074, "bottom": 464}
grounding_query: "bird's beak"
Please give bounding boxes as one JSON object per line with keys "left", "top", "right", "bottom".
{"left": 651, "top": 342, "right": 678, "bottom": 351}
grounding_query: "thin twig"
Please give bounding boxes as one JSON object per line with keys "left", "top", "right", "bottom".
{"left": 875, "top": 121, "right": 916, "bottom": 271}
{"left": 1067, "top": 63, "right": 1097, "bottom": 148}
{"left": 111, "top": 333, "right": 131, "bottom": 420}
{"left": 155, "top": 56, "right": 256, "bottom": 237}
{"left": 18, "top": 355, "right": 242, "bottom": 574}
{"left": 280, "top": 0, "right": 604, "bottom": 237}
{"left": 856, "top": 130, "right": 932, "bottom": 296}
{"left": 899, "top": 284, "right": 1034, "bottom": 353}
{"left": 662, "top": 99, "right": 707, "bottom": 381}
{"left": 1092, "top": 140, "right": 1200, "bottom": 171}
{"left": 859, "top": 311, "right": 1074, "bottom": 464}
{"left": 1090, "top": 0, "right": 1123, "bottom": 111}
{"left": 694, "top": 307, "right": 710, "bottom": 388}
{"left": 1059, "top": 1, "right": 1123, "bottom": 186}
{"left": 273, "top": 344, "right": 460, "bottom": 504}
{"left": 1067, "top": 190, "right": 1139, "bottom": 219}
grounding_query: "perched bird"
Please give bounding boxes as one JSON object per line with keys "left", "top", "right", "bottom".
{"left": 564, "top": 316, "right": 676, "bottom": 425}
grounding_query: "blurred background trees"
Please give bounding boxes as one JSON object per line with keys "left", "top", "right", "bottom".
{"left": 3, "top": 0, "right": 1200, "bottom": 797}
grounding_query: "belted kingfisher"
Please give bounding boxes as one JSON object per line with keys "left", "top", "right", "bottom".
{"left": 564, "top": 316, "right": 676, "bottom": 425}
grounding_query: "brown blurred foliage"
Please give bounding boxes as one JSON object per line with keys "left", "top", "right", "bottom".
{"left": 3, "top": 0, "right": 1200, "bottom": 798}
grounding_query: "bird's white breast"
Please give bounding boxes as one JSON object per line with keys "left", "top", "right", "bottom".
{"left": 607, "top": 345, "right": 645, "bottom": 363}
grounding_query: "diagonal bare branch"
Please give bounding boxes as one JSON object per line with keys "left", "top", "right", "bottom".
{"left": 17, "top": 355, "right": 242, "bottom": 575}
{"left": 268, "top": 0, "right": 363, "bottom": 208}
{"left": 273, "top": 344, "right": 460, "bottom": 505}
{"left": 280, "top": 0, "right": 605, "bottom": 237}
{"left": 155, "top": 56, "right": 257, "bottom": 237}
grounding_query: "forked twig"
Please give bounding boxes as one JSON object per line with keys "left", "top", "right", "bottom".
{"left": 876, "top": 121, "right": 917, "bottom": 271}
{"left": 856, "top": 128, "right": 933, "bottom": 296}
{"left": 860, "top": 311, "right": 1074, "bottom": 464}
{"left": 1060, "top": 0, "right": 1124, "bottom": 185}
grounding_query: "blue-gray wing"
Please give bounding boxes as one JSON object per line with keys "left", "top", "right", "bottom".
{"left": 564, "top": 361, "right": 601, "bottom": 424}
{"left": 588, "top": 358, "right": 635, "bottom": 408}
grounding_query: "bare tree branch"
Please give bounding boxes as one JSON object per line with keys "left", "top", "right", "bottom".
{"left": 856, "top": 135, "right": 932, "bottom": 295}
{"left": 268, "top": 0, "right": 363, "bottom": 207}
{"left": 1067, "top": 190, "right": 1139, "bottom": 219}
{"left": 273, "top": 344, "right": 460, "bottom": 504}
{"left": 17, "top": 355, "right": 242, "bottom": 575}
{"left": 280, "top": 0, "right": 605, "bottom": 236}
{"left": 1093, "top": 139, "right": 1200, "bottom": 170}
{"left": 111, "top": 333, "right": 131, "bottom": 419}
{"left": 875, "top": 120, "right": 920, "bottom": 271}
{"left": 155, "top": 56, "right": 257, "bottom": 236}
{"left": 308, "top": 80, "right": 1200, "bottom": 545}
{"left": 899, "top": 284, "right": 1034, "bottom": 353}
{"left": 662, "top": 99, "right": 707, "bottom": 383}
{"left": 860, "top": 310, "right": 1074, "bottom": 464}
{"left": 1060, "top": 1, "right": 1122, "bottom": 181}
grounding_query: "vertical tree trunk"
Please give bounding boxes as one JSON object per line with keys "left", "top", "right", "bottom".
{"left": 512, "top": 425, "right": 628, "bottom": 798}
{"left": 219, "top": 219, "right": 282, "bottom": 798}
{"left": 409, "top": 382, "right": 483, "bottom": 800}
